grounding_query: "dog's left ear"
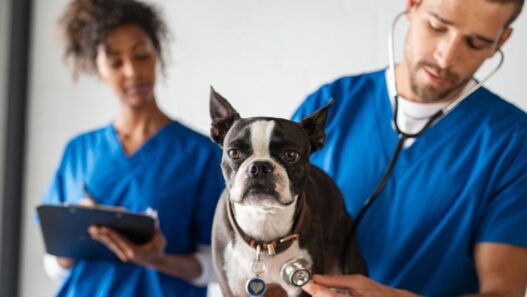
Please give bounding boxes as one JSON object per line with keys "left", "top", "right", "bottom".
{"left": 210, "top": 86, "right": 241, "bottom": 146}
{"left": 300, "top": 99, "right": 333, "bottom": 153}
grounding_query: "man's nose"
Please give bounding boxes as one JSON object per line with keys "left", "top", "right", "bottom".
{"left": 434, "top": 34, "right": 463, "bottom": 69}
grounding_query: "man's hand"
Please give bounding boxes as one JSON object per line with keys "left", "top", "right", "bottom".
{"left": 302, "top": 274, "right": 418, "bottom": 297}
{"left": 88, "top": 223, "right": 166, "bottom": 267}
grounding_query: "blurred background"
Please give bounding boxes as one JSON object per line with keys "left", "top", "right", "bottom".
{"left": 0, "top": 0, "right": 525, "bottom": 296}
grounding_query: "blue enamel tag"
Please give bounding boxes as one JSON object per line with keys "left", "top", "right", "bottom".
{"left": 245, "top": 277, "right": 266, "bottom": 296}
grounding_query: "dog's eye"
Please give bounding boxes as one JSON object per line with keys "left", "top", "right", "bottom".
{"left": 227, "top": 148, "right": 241, "bottom": 160}
{"left": 282, "top": 150, "right": 300, "bottom": 163}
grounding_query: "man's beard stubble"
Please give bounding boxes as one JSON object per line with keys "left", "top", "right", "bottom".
{"left": 409, "top": 62, "right": 471, "bottom": 102}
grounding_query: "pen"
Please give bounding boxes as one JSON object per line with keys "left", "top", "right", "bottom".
{"left": 82, "top": 182, "right": 97, "bottom": 205}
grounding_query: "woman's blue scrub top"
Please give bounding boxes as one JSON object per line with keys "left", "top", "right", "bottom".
{"left": 43, "top": 121, "right": 224, "bottom": 297}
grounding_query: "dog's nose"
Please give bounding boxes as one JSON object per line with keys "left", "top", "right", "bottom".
{"left": 248, "top": 161, "right": 274, "bottom": 177}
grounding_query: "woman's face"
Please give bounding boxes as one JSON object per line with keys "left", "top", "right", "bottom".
{"left": 96, "top": 24, "right": 158, "bottom": 108}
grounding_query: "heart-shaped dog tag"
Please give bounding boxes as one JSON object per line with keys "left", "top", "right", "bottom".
{"left": 245, "top": 277, "right": 266, "bottom": 296}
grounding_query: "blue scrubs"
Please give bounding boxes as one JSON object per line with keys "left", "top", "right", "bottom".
{"left": 292, "top": 69, "right": 527, "bottom": 296}
{"left": 43, "top": 121, "right": 224, "bottom": 297}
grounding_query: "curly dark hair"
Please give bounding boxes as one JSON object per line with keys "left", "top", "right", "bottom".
{"left": 58, "top": 0, "right": 169, "bottom": 78}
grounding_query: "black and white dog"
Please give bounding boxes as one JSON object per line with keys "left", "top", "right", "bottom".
{"left": 209, "top": 88, "right": 365, "bottom": 297}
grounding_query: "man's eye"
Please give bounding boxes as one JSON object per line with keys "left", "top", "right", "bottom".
{"left": 427, "top": 21, "right": 446, "bottom": 33}
{"left": 466, "top": 37, "right": 490, "bottom": 50}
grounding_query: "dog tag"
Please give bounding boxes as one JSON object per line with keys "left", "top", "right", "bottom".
{"left": 246, "top": 245, "right": 267, "bottom": 296}
{"left": 245, "top": 277, "right": 266, "bottom": 296}
{"left": 249, "top": 258, "right": 266, "bottom": 275}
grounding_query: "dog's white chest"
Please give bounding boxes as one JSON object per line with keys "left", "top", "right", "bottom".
{"left": 224, "top": 239, "right": 311, "bottom": 297}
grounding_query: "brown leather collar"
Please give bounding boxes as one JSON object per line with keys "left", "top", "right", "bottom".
{"left": 226, "top": 193, "right": 306, "bottom": 256}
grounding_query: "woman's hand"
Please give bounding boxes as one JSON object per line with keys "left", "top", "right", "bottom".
{"left": 56, "top": 257, "right": 76, "bottom": 269}
{"left": 88, "top": 223, "right": 167, "bottom": 267}
{"left": 302, "top": 274, "right": 418, "bottom": 297}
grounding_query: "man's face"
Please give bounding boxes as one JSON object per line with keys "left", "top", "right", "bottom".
{"left": 403, "top": 0, "right": 514, "bottom": 102}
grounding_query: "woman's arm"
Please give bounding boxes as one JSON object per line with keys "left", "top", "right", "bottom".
{"left": 88, "top": 224, "right": 211, "bottom": 283}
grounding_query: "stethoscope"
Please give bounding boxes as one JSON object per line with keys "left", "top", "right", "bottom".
{"left": 342, "top": 10, "right": 505, "bottom": 274}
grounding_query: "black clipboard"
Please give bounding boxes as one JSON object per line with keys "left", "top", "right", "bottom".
{"left": 37, "top": 204, "right": 155, "bottom": 261}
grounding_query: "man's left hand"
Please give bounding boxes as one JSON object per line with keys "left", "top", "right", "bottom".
{"left": 302, "top": 274, "right": 418, "bottom": 297}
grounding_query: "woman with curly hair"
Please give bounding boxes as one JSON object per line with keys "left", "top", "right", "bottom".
{"left": 41, "top": 0, "right": 224, "bottom": 296}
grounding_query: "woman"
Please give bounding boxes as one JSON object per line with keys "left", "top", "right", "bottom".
{"left": 42, "top": 0, "right": 224, "bottom": 296}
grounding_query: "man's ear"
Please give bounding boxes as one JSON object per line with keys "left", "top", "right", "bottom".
{"left": 494, "top": 27, "right": 513, "bottom": 55}
{"left": 405, "top": 0, "right": 421, "bottom": 20}
{"left": 300, "top": 99, "right": 333, "bottom": 153}
{"left": 406, "top": 0, "right": 421, "bottom": 11}
{"left": 210, "top": 86, "right": 241, "bottom": 146}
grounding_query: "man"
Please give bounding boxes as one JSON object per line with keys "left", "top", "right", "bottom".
{"left": 292, "top": 0, "right": 527, "bottom": 296}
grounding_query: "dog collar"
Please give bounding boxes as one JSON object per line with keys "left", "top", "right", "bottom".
{"left": 226, "top": 194, "right": 306, "bottom": 256}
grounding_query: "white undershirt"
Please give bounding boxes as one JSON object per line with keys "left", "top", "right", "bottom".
{"left": 385, "top": 69, "right": 476, "bottom": 148}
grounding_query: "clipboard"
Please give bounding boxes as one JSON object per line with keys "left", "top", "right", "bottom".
{"left": 37, "top": 204, "right": 155, "bottom": 261}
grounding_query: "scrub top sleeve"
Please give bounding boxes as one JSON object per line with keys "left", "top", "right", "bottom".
{"left": 193, "top": 146, "right": 224, "bottom": 245}
{"left": 42, "top": 142, "right": 74, "bottom": 205}
{"left": 291, "top": 82, "right": 335, "bottom": 122}
{"left": 474, "top": 146, "right": 527, "bottom": 247}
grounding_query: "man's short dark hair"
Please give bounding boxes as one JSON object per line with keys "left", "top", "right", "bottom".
{"left": 486, "top": 0, "right": 524, "bottom": 26}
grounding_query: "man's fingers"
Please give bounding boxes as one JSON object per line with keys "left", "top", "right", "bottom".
{"left": 302, "top": 282, "right": 347, "bottom": 297}
{"left": 313, "top": 274, "right": 368, "bottom": 288}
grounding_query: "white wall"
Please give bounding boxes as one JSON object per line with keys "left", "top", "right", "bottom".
{"left": 19, "top": 1, "right": 527, "bottom": 297}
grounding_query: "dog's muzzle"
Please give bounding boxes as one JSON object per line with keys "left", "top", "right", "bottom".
{"left": 248, "top": 161, "right": 274, "bottom": 177}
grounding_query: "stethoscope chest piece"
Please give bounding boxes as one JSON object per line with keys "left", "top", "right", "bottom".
{"left": 280, "top": 258, "right": 312, "bottom": 287}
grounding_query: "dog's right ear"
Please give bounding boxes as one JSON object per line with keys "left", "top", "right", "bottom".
{"left": 300, "top": 99, "right": 333, "bottom": 153}
{"left": 210, "top": 86, "right": 241, "bottom": 146}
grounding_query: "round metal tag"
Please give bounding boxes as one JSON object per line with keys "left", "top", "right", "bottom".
{"left": 245, "top": 277, "right": 266, "bottom": 297}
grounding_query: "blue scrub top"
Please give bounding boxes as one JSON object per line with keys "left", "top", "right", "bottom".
{"left": 43, "top": 121, "right": 224, "bottom": 297}
{"left": 292, "top": 69, "right": 527, "bottom": 296}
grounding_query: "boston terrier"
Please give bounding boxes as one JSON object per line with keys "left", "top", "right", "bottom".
{"left": 209, "top": 88, "right": 366, "bottom": 297}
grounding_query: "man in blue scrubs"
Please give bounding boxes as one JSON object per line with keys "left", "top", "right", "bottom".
{"left": 295, "top": 0, "right": 527, "bottom": 296}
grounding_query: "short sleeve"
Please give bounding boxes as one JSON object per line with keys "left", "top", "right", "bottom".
{"left": 474, "top": 130, "right": 527, "bottom": 247}
{"left": 42, "top": 143, "right": 72, "bottom": 205}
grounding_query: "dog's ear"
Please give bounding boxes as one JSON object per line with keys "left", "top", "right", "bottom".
{"left": 300, "top": 99, "right": 333, "bottom": 153}
{"left": 210, "top": 86, "right": 241, "bottom": 146}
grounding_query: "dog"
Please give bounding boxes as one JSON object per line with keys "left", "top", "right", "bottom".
{"left": 209, "top": 87, "right": 365, "bottom": 297}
